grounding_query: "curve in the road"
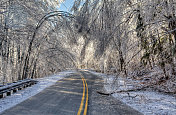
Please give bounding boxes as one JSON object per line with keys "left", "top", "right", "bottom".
{"left": 77, "top": 73, "right": 88, "bottom": 115}
{"left": 0, "top": 70, "right": 143, "bottom": 115}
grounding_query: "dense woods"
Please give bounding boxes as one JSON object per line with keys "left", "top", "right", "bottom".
{"left": 0, "top": 0, "right": 75, "bottom": 84}
{"left": 0, "top": 0, "right": 175, "bottom": 93}
{"left": 72, "top": 0, "right": 176, "bottom": 93}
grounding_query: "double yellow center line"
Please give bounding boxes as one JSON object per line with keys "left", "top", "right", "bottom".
{"left": 77, "top": 73, "right": 88, "bottom": 115}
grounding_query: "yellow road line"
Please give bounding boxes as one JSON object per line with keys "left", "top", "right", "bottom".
{"left": 83, "top": 78, "right": 88, "bottom": 115}
{"left": 77, "top": 76, "right": 85, "bottom": 115}
{"left": 77, "top": 73, "right": 89, "bottom": 115}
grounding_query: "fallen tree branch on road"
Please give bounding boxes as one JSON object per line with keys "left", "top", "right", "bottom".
{"left": 97, "top": 85, "right": 152, "bottom": 95}
{"left": 97, "top": 86, "right": 148, "bottom": 95}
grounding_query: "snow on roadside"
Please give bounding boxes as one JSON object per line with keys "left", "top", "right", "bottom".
{"left": 89, "top": 71, "right": 176, "bottom": 115}
{"left": 0, "top": 70, "right": 76, "bottom": 113}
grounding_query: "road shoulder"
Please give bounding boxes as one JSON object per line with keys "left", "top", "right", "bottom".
{"left": 88, "top": 72, "right": 143, "bottom": 115}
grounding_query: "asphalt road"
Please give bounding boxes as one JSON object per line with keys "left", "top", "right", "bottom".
{"left": 1, "top": 70, "right": 143, "bottom": 115}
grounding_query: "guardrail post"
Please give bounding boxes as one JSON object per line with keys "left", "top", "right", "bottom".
{"left": 2, "top": 92, "right": 7, "bottom": 98}
{"left": 13, "top": 88, "right": 18, "bottom": 93}
{"left": 7, "top": 90, "right": 13, "bottom": 96}
{"left": 23, "top": 84, "right": 26, "bottom": 88}
{"left": 18, "top": 86, "right": 23, "bottom": 90}
{"left": 0, "top": 94, "right": 3, "bottom": 98}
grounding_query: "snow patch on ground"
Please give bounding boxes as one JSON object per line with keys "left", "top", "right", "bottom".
{"left": 0, "top": 70, "right": 76, "bottom": 113}
{"left": 90, "top": 71, "right": 176, "bottom": 115}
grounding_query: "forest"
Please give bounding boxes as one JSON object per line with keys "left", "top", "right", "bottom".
{"left": 0, "top": 0, "right": 175, "bottom": 94}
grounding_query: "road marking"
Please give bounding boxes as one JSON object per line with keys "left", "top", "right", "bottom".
{"left": 77, "top": 75, "right": 85, "bottom": 115}
{"left": 77, "top": 73, "right": 89, "bottom": 115}
{"left": 83, "top": 78, "right": 88, "bottom": 115}
{"left": 58, "top": 90, "right": 82, "bottom": 95}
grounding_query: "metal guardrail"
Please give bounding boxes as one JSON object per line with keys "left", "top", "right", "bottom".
{"left": 0, "top": 79, "right": 38, "bottom": 98}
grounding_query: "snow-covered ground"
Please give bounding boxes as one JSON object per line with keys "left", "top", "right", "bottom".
{"left": 0, "top": 70, "right": 76, "bottom": 114}
{"left": 90, "top": 71, "right": 176, "bottom": 115}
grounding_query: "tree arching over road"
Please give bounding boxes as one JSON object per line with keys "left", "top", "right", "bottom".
{"left": 22, "top": 11, "right": 75, "bottom": 79}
